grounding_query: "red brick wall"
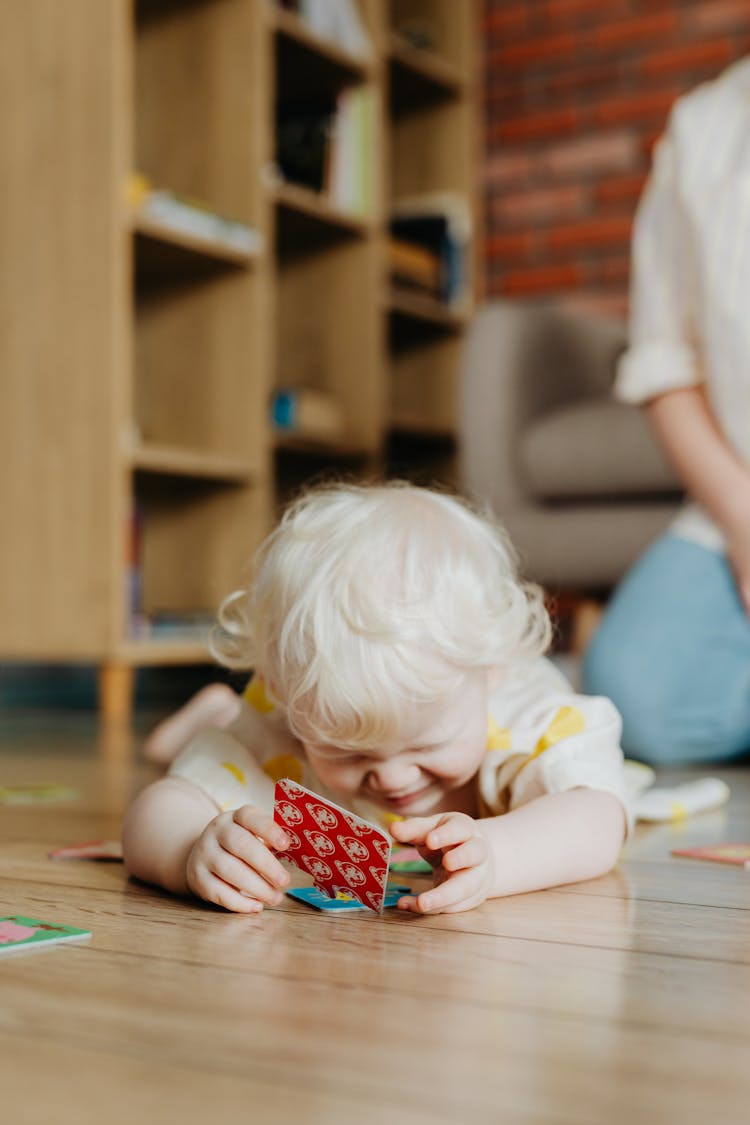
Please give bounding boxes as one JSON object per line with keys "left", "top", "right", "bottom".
{"left": 482, "top": 0, "right": 750, "bottom": 316}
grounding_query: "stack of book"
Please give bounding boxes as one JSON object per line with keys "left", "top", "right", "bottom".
{"left": 389, "top": 192, "right": 472, "bottom": 310}
{"left": 388, "top": 238, "right": 442, "bottom": 299}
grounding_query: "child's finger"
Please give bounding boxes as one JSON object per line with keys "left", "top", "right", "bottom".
{"left": 234, "top": 805, "right": 290, "bottom": 852}
{"left": 390, "top": 815, "right": 441, "bottom": 843}
{"left": 406, "top": 869, "right": 479, "bottom": 914}
{"left": 221, "top": 822, "right": 291, "bottom": 889}
{"left": 441, "top": 835, "right": 488, "bottom": 873}
{"left": 212, "top": 850, "right": 286, "bottom": 906}
{"left": 209, "top": 877, "right": 266, "bottom": 914}
{"left": 423, "top": 812, "right": 475, "bottom": 852}
{"left": 392, "top": 815, "right": 454, "bottom": 866}
{"left": 188, "top": 859, "right": 267, "bottom": 914}
{"left": 390, "top": 820, "right": 442, "bottom": 865}
{"left": 396, "top": 894, "right": 420, "bottom": 912}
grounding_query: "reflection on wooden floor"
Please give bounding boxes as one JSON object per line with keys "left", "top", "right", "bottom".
{"left": 2, "top": 715, "right": 750, "bottom": 1124}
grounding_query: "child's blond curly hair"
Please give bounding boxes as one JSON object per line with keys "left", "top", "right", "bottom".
{"left": 212, "top": 482, "right": 551, "bottom": 748}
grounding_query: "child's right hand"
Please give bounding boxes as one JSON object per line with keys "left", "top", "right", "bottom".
{"left": 185, "top": 805, "right": 291, "bottom": 913}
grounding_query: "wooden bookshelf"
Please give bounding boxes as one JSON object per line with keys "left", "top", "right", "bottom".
{"left": 0, "top": 0, "right": 478, "bottom": 719}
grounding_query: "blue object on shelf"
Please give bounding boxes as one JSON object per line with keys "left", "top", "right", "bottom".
{"left": 271, "top": 391, "right": 296, "bottom": 431}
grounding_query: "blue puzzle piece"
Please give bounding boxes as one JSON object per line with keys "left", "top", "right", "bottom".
{"left": 287, "top": 883, "right": 411, "bottom": 912}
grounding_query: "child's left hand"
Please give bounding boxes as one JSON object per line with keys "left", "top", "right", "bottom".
{"left": 390, "top": 812, "right": 495, "bottom": 914}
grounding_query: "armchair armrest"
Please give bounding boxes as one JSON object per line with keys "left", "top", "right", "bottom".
{"left": 459, "top": 300, "right": 628, "bottom": 514}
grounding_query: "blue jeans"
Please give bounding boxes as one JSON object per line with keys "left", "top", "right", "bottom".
{"left": 582, "top": 533, "right": 750, "bottom": 765}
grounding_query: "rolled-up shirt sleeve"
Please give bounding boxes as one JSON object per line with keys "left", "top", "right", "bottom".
{"left": 479, "top": 689, "right": 633, "bottom": 835}
{"left": 615, "top": 117, "right": 702, "bottom": 406}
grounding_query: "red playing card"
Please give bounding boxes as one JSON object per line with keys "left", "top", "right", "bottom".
{"left": 273, "top": 779, "right": 392, "bottom": 912}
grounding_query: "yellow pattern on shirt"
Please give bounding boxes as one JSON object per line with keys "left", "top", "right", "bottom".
{"left": 243, "top": 678, "right": 275, "bottom": 714}
{"left": 486, "top": 716, "right": 512, "bottom": 751}
{"left": 221, "top": 761, "right": 246, "bottom": 785}
{"left": 532, "top": 706, "right": 585, "bottom": 758}
{"left": 263, "top": 754, "right": 303, "bottom": 784}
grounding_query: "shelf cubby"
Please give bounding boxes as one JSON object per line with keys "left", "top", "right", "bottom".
{"left": 134, "top": 474, "right": 265, "bottom": 622}
{"left": 276, "top": 237, "right": 383, "bottom": 456}
{"left": 274, "top": 7, "right": 374, "bottom": 99}
{"left": 274, "top": 181, "right": 371, "bottom": 253}
{"left": 388, "top": 32, "right": 464, "bottom": 109}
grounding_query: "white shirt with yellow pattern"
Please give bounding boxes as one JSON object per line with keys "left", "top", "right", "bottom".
{"left": 168, "top": 658, "right": 631, "bottom": 832}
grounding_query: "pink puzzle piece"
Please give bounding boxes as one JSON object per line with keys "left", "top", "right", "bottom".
{"left": 0, "top": 920, "right": 39, "bottom": 944}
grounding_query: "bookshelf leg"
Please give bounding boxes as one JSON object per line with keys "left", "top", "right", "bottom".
{"left": 98, "top": 662, "right": 135, "bottom": 724}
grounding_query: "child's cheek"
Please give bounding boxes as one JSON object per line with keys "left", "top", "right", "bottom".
{"left": 310, "top": 757, "right": 354, "bottom": 793}
{"left": 339, "top": 765, "right": 367, "bottom": 796}
{"left": 329, "top": 763, "right": 360, "bottom": 793}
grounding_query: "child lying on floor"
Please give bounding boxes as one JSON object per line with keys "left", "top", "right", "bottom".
{"left": 122, "top": 482, "right": 628, "bottom": 914}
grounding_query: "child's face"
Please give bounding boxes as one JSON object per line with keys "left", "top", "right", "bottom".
{"left": 302, "top": 670, "right": 490, "bottom": 817}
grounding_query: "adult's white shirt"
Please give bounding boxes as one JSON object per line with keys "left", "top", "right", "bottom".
{"left": 615, "top": 57, "right": 750, "bottom": 552}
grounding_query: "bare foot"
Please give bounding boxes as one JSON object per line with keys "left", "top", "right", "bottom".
{"left": 143, "top": 683, "right": 242, "bottom": 763}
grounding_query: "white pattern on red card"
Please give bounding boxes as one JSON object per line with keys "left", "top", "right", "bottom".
{"left": 273, "top": 779, "right": 392, "bottom": 912}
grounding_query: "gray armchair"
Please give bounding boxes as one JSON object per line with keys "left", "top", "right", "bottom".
{"left": 459, "top": 299, "right": 683, "bottom": 590}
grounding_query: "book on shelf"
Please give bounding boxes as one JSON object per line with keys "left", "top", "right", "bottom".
{"left": 128, "top": 610, "right": 214, "bottom": 643}
{"left": 390, "top": 192, "right": 473, "bottom": 310}
{"left": 276, "top": 102, "right": 335, "bottom": 193}
{"left": 276, "top": 87, "right": 375, "bottom": 217}
{"left": 127, "top": 173, "right": 264, "bottom": 256}
{"left": 271, "top": 387, "right": 345, "bottom": 442}
{"left": 147, "top": 611, "right": 215, "bottom": 641}
{"left": 388, "top": 237, "right": 442, "bottom": 296}
{"left": 279, "top": 0, "right": 373, "bottom": 60}
{"left": 327, "top": 86, "right": 375, "bottom": 216}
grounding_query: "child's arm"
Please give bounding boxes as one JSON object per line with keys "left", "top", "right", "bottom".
{"left": 122, "top": 777, "right": 218, "bottom": 894}
{"left": 391, "top": 788, "right": 625, "bottom": 914}
{"left": 122, "top": 776, "right": 291, "bottom": 911}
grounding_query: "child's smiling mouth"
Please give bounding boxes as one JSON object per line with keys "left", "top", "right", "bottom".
{"left": 375, "top": 783, "right": 437, "bottom": 811}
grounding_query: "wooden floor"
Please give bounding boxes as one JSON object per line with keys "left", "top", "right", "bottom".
{"left": 3, "top": 712, "right": 750, "bottom": 1124}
